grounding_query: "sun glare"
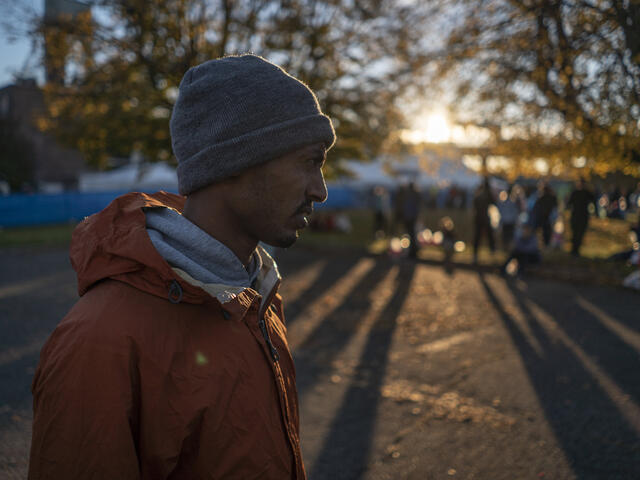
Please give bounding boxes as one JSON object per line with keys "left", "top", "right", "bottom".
{"left": 402, "top": 111, "right": 452, "bottom": 144}
{"left": 423, "top": 113, "right": 451, "bottom": 143}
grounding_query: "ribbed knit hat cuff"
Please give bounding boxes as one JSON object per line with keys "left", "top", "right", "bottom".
{"left": 176, "top": 113, "right": 335, "bottom": 195}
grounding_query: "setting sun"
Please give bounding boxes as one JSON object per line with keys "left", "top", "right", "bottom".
{"left": 423, "top": 112, "right": 451, "bottom": 143}
{"left": 401, "top": 111, "right": 452, "bottom": 144}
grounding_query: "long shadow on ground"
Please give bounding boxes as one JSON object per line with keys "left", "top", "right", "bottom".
{"left": 293, "top": 259, "right": 394, "bottom": 399}
{"left": 479, "top": 273, "right": 640, "bottom": 479}
{"left": 309, "top": 261, "right": 417, "bottom": 480}
{"left": 553, "top": 284, "right": 640, "bottom": 336}
{"left": 520, "top": 285, "right": 640, "bottom": 406}
{"left": 280, "top": 254, "right": 362, "bottom": 327}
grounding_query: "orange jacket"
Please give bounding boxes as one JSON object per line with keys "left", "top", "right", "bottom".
{"left": 29, "top": 192, "right": 306, "bottom": 479}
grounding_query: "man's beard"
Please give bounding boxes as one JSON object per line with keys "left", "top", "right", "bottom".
{"left": 268, "top": 231, "right": 299, "bottom": 249}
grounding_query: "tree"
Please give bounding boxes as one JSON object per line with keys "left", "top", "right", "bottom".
{"left": 33, "top": 0, "right": 436, "bottom": 172}
{"left": 434, "top": 0, "right": 640, "bottom": 177}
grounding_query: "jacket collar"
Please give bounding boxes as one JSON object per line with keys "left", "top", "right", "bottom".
{"left": 70, "top": 191, "right": 281, "bottom": 317}
{"left": 172, "top": 244, "right": 282, "bottom": 321}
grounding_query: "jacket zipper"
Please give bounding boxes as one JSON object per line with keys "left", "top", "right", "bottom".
{"left": 257, "top": 278, "right": 281, "bottom": 363}
{"left": 259, "top": 315, "right": 280, "bottom": 362}
{"left": 255, "top": 281, "right": 301, "bottom": 477}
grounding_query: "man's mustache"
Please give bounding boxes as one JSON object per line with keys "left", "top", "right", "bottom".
{"left": 295, "top": 202, "right": 314, "bottom": 216}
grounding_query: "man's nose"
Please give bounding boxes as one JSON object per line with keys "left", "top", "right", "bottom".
{"left": 307, "top": 169, "right": 328, "bottom": 204}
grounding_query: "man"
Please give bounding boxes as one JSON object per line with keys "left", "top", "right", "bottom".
{"left": 28, "top": 54, "right": 335, "bottom": 479}
{"left": 401, "top": 181, "right": 421, "bottom": 258}
{"left": 532, "top": 181, "right": 557, "bottom": 248}
{"left": 497, "top": 187, "right": 520, "bottom": 250}
{"left": 567, "top": 178, "right": 595, "bottom": 256}
{"left": 472, "top": 176, "right": 496, "bottom": 263}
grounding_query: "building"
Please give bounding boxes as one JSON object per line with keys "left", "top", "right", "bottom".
{"left": 0, "top": 78, "right": 85, "bottom": 191}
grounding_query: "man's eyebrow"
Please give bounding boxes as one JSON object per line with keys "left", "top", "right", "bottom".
{"left": 294, "top": 144, "right": 326, "bottom": 163}
{"left": 313, "top": 151, "right": 326, "bottom": 163}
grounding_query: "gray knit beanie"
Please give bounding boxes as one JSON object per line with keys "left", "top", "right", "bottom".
{"left": 170, "top": 54, "right": 336, "bottom": 195}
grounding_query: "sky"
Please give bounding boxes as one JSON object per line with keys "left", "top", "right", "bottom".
{"left": 0, "top": 0, "right": 43, "bottom": 88}
{"left": 0, "top": 36, "right": 34, "bottom": 88}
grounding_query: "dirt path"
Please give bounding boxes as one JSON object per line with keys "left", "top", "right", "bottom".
{"left": 1, "top": 246, "right": 639, "bottom": 479}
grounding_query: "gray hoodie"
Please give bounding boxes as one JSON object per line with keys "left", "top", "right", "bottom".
{"left": 145, "top": 207, "right": 262, "bottom": 288}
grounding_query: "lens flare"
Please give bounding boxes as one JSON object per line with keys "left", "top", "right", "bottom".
{"left": 554, "top": 220, "right": 564, "bottom": 234}
{"left": 488, "top": 205, "right": 501, "bottom": 229}
{"left": 619, "top": 198, "right": 627, "bottom": 211}
{"left": 505, "top": 259, "right": 519, "bottom": 275}
{"left": 419, "top": 229, "right": 433, "bottom": 245}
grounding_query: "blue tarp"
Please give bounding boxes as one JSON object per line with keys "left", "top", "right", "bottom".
{"left": 317, "top": 186, "right": 363, "bottom": 211}
{"left": 0, "top": 186, "right": 363, "bottom": 228}
{"left": 0, "top": 191, "right": 130, "bottom": 227}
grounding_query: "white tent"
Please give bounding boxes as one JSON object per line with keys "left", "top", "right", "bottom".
{"left": 79, "top": 162, "right": 178, "bottom": 192}
{"left": 334, "top": 160, "right": 396, "bottom": 189}
{"left": 338, "top": 153, "right": 482, "bottom": 191}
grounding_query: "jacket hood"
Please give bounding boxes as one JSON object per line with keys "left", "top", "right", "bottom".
{"left": 70, "top": 191, "right": 278, "bottom": 308}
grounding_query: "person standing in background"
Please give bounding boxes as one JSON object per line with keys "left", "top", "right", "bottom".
{"left": 402, "top": 181, "right": 422, "bottom": 258}
{"left": 371, "top": 185, "right": 391, "bottom": 238}
{"left": 533, "top": 181, "right": 557, "bottom": 248}
{"left": 497, "top": 187, "right": 520, "bottom": 250}
{"left": 567, "top": 178, "right": 595, "bottom": 256}
{"left": 472, "top": 177, "right": 496, "bottom": 263}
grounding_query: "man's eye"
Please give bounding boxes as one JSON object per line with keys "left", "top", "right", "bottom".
{"left": 310, "top": 156, "right": 325, "bottom": 167}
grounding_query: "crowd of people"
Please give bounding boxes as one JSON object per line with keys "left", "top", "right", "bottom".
{"left": 368, "top": 177, "right": 640, "bottom": 276}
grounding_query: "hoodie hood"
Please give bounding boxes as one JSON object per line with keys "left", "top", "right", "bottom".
{"left": 70, "top": 191, "right": 280, "bottom": 308}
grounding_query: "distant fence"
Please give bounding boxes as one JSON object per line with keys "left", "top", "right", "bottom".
{"left": 0, "top": 186, "right": 365, "bottom": 228}
{"left": 0, "top": 191, "right": 131, "bottom": 228}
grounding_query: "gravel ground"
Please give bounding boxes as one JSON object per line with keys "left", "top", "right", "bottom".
{"left": 1, "top": 245, "right": 639, "bottom": 479}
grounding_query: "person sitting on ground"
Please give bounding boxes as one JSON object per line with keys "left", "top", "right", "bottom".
{"left": 607, "top": 217, "right": 640, "bottom": 262}
{"left": 502, "top": 223, "right": 541, "bottom": 275}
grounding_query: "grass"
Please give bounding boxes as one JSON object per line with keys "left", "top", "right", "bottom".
{"left": 577, "top": 214, "right": 636, "bottom": 259}
{"left": 2, "top": 210, "right": 637, "bottom": 286}
{"left": 300, "top": 208, "right": 639, "bottom": 286}
{"left": 0, "top": 223, "right": 77, "bottom": 248}
{"left": 296, "top": 210, "right": 375, "bottom": 250}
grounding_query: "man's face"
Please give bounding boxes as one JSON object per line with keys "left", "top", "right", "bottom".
{"left": 228, "top": 143, "right": 328, "bottom": 248}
